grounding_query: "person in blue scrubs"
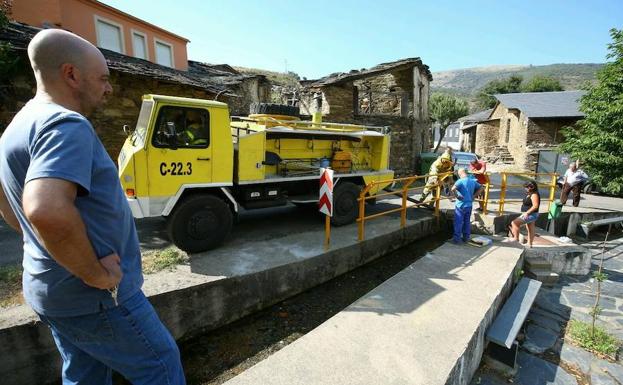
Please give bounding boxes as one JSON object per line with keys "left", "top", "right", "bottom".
{"left": 450, "top": 168, "right": 483, "bottom": 244}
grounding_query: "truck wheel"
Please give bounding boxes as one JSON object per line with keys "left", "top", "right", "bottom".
{"left": 249, "top": 103, "right": 299, "bottom": 117}
{"left": 166, "top": 195, "right": 233, "bottom": 253}
{"left": 331, "top": 182, "right": 361, "bottom": 226}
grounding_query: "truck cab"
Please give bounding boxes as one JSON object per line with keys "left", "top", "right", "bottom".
{"left": 118, "top": 94, "right": 234, "bottom": 219}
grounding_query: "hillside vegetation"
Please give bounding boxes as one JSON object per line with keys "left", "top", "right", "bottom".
{"left": 432, "top": 63, "right": 603, "bottom": 96}
{"left": 233, "top": 66, "right": 301, "bottom": 87}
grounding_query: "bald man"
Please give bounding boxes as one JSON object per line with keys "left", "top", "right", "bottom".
{"left": 0, "top": 29, "right": 185, "bottom": 385}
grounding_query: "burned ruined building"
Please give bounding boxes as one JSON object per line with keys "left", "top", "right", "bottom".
{"left": 297, "top": 59, "right": 433, "bottom": 176}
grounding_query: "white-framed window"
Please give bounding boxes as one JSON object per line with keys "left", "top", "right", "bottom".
{"left": 94, "top": 15, "right": 125, "bottom": 54}
{"left": 131, "top": 29, "right": 148, "bottom": 60}
{"left": 154, "top": 38, "right": 174, "bottom": 68}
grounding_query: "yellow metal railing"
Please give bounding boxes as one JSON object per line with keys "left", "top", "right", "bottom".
{"left": 492, "top": 172, "right": 558, "bottom": 216}
{"left": 357, "top": 172, "right": 453, "bottom": 241}
{"left": 356, "top": 171, "right": 558, "bottom": 241}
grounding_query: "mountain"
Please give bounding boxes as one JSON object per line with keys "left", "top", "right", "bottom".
{"left": 432, "top": 63, "right": 604, "bottom": 96}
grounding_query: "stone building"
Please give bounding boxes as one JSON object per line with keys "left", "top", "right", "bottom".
{"left": 298, "top": 58, "right": 433, "bottom": 176}
{"left": 463, "top": 91, "right": 585, "bottom": 171}
{"left": 457, "top": 109, "right": 493, "bottom": 153}
{"left": 0, "top": 22, "right": 270, "bottom": 159}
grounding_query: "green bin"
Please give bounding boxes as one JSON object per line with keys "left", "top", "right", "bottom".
{"left": 419, "top": 152, "right": 438, "bottom": 175}
{"left": 548, "top": 199, "right": 563, "bottom": 220}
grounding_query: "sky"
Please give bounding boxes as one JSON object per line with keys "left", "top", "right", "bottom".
{"left": 100, "top": 0, "right": 623, "bottom": 79}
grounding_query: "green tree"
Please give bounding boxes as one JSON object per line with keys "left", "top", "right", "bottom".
{"left": 0, "top": 4, "right": 22, "bottom": 104}
{"left": 476, "top": 75, "right": 523, "bottom": 108}
{"left": 521, "top": 75, "right": 563, "bottom": 92}
{"left": 429, "top": 93, "right": 468, "bottom": 152}
{"left": 559, "top": 28, "right": 623, "bottom": 195}
{"left": 0, "top": 2, "right": 7, "bottom": 26}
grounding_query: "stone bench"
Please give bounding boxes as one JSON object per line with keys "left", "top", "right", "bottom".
{"left": 578, "top": 216, "right": 623, "bottom": 238}
{"left": 486, "top": 277, "right": 542, "bottom": 370}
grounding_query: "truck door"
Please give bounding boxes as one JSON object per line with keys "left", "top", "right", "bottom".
{"left": 146, "top": 105, "right": 213, "bottom": 208}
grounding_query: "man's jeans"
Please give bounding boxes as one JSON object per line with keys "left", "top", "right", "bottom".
{"left": 38, "top": 290, "right": 185, "bottom": 385}
{"left": 454, "top": 205, "right": 473, "bottom": 243}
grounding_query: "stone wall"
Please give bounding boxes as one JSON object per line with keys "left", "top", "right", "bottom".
{"left": 474, "top": 121, "right": 499, "bottom": 156}
{"left": 351, "top": 115, "right": 419, "bottom": 176}
{"left": 352, "top": 73, "right": 409, "bottom": 116}
{"left": 522, "top": 117, "right": 579, "bottom": 171}
{"left": 527, "top": 118, "right": 577, "bottom": 146}
{"left": 499, "top": 110, "right": 528, "bottom": 168}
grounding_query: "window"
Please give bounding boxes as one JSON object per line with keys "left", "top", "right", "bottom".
{"left": 94, "top": 16, "right": 124, "bottom": 53}
{"left": 152, "top": 107, "right": 210, "bottom": 149}
{"left": 132, "top": 30, "right": 148, "bottom": 60}
{"left": 155, "top": 39, "right": 173, "bottom": 67}
{"left": 505, "top": 118, "right": 511, "bottom": 143}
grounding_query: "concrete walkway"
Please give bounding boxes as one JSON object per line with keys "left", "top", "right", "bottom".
{"left": 471, "top": 234, "right": 623, "bottom": 385}
{"left": 223, "top": 239, "right": 524, "bottom": 385}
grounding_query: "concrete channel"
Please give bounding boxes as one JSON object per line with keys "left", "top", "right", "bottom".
{"left": 222, "top": 239, "right": 525, "bottom": 385}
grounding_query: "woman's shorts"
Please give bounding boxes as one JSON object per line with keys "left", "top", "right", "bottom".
{"left": 521, "top": 212, "right": 539, "bottom": 224}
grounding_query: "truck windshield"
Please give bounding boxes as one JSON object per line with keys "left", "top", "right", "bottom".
{"left": 132, "top": 100, "right": 154, "bottom": 147}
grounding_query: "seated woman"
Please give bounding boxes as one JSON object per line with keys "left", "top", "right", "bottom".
{"left": 509, "top": 180, "right": 541, "bottom": 248}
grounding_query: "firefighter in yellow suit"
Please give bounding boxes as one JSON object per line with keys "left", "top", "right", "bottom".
{"left": 179, "top": 110, "right": 208, "bottom": 146}
{"left": 419, "top": 152, "right": 454, "bottom": 202}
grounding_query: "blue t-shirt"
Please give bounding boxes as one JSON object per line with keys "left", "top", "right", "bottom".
{"left": 0, "top": 99, "right": 143, "bottom": 316}
{"left": 453, "top": 176, "right": 482, "bottom": 209}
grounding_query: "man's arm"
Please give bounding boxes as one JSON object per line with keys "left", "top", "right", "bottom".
{"left": 451, "top": 182, "right": 464, "bottom": 200}
{"left": 0, "top": 184, "right": 22, "bottom": 234}
{"left": 23, "top": 178, "right": 121, "bottom": 289}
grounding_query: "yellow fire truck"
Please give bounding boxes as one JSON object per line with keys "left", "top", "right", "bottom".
{"left": 118, "top": 94, "right": 394, "bottom": 252}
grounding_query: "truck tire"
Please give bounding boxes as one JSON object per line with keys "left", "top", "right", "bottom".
{"left": 249, "top": 103, "right": 299, "bottom": 117}
{"left": 331, "top": 182, "right": 361, "bottom": 226}
{"left": 166, "top": 195, "right": 233, "bottom": 253}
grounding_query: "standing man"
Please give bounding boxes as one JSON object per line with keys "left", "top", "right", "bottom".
{"left": 0, "top": 29, "right": 185, "bottom": 385}
{"left": 561, "top": 160, "right": 588, "bottom": 207}
{"left": 451, "top": 168, "right": 483, "bottom": 244}
{"left": 469, "top": 158, "right": 489, "bottom": 211}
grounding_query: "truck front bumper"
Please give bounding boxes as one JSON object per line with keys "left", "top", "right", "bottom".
{"left": 127, "top": 198, "right": 146, "bottom": 219}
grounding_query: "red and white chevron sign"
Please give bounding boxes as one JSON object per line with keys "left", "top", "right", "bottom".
{"left": 319, "top": 168, "right": 334, "bottom": 217}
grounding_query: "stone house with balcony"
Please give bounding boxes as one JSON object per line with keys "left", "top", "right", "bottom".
{"left": 463, "top": 91, "right": 585, "bottom": 171}
{"left": 298, "top": 58, "right": 433, "bottom": 176}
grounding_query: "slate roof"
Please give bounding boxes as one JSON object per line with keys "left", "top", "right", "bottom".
{"left": 0, "top": 22, "right": 262, "bottom": 96}
{"left": 458, "top": 109, "right": 494, "bottom": 123}
{"left": 493, "top": 91, "right": 586, "bottom": 119}
{"left": 301, "top": 57, "right": 433, "bottom": 87}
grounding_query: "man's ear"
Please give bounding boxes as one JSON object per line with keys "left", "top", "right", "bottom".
{"left": 60, "top": 63, "right": 80, "bottom": 89}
